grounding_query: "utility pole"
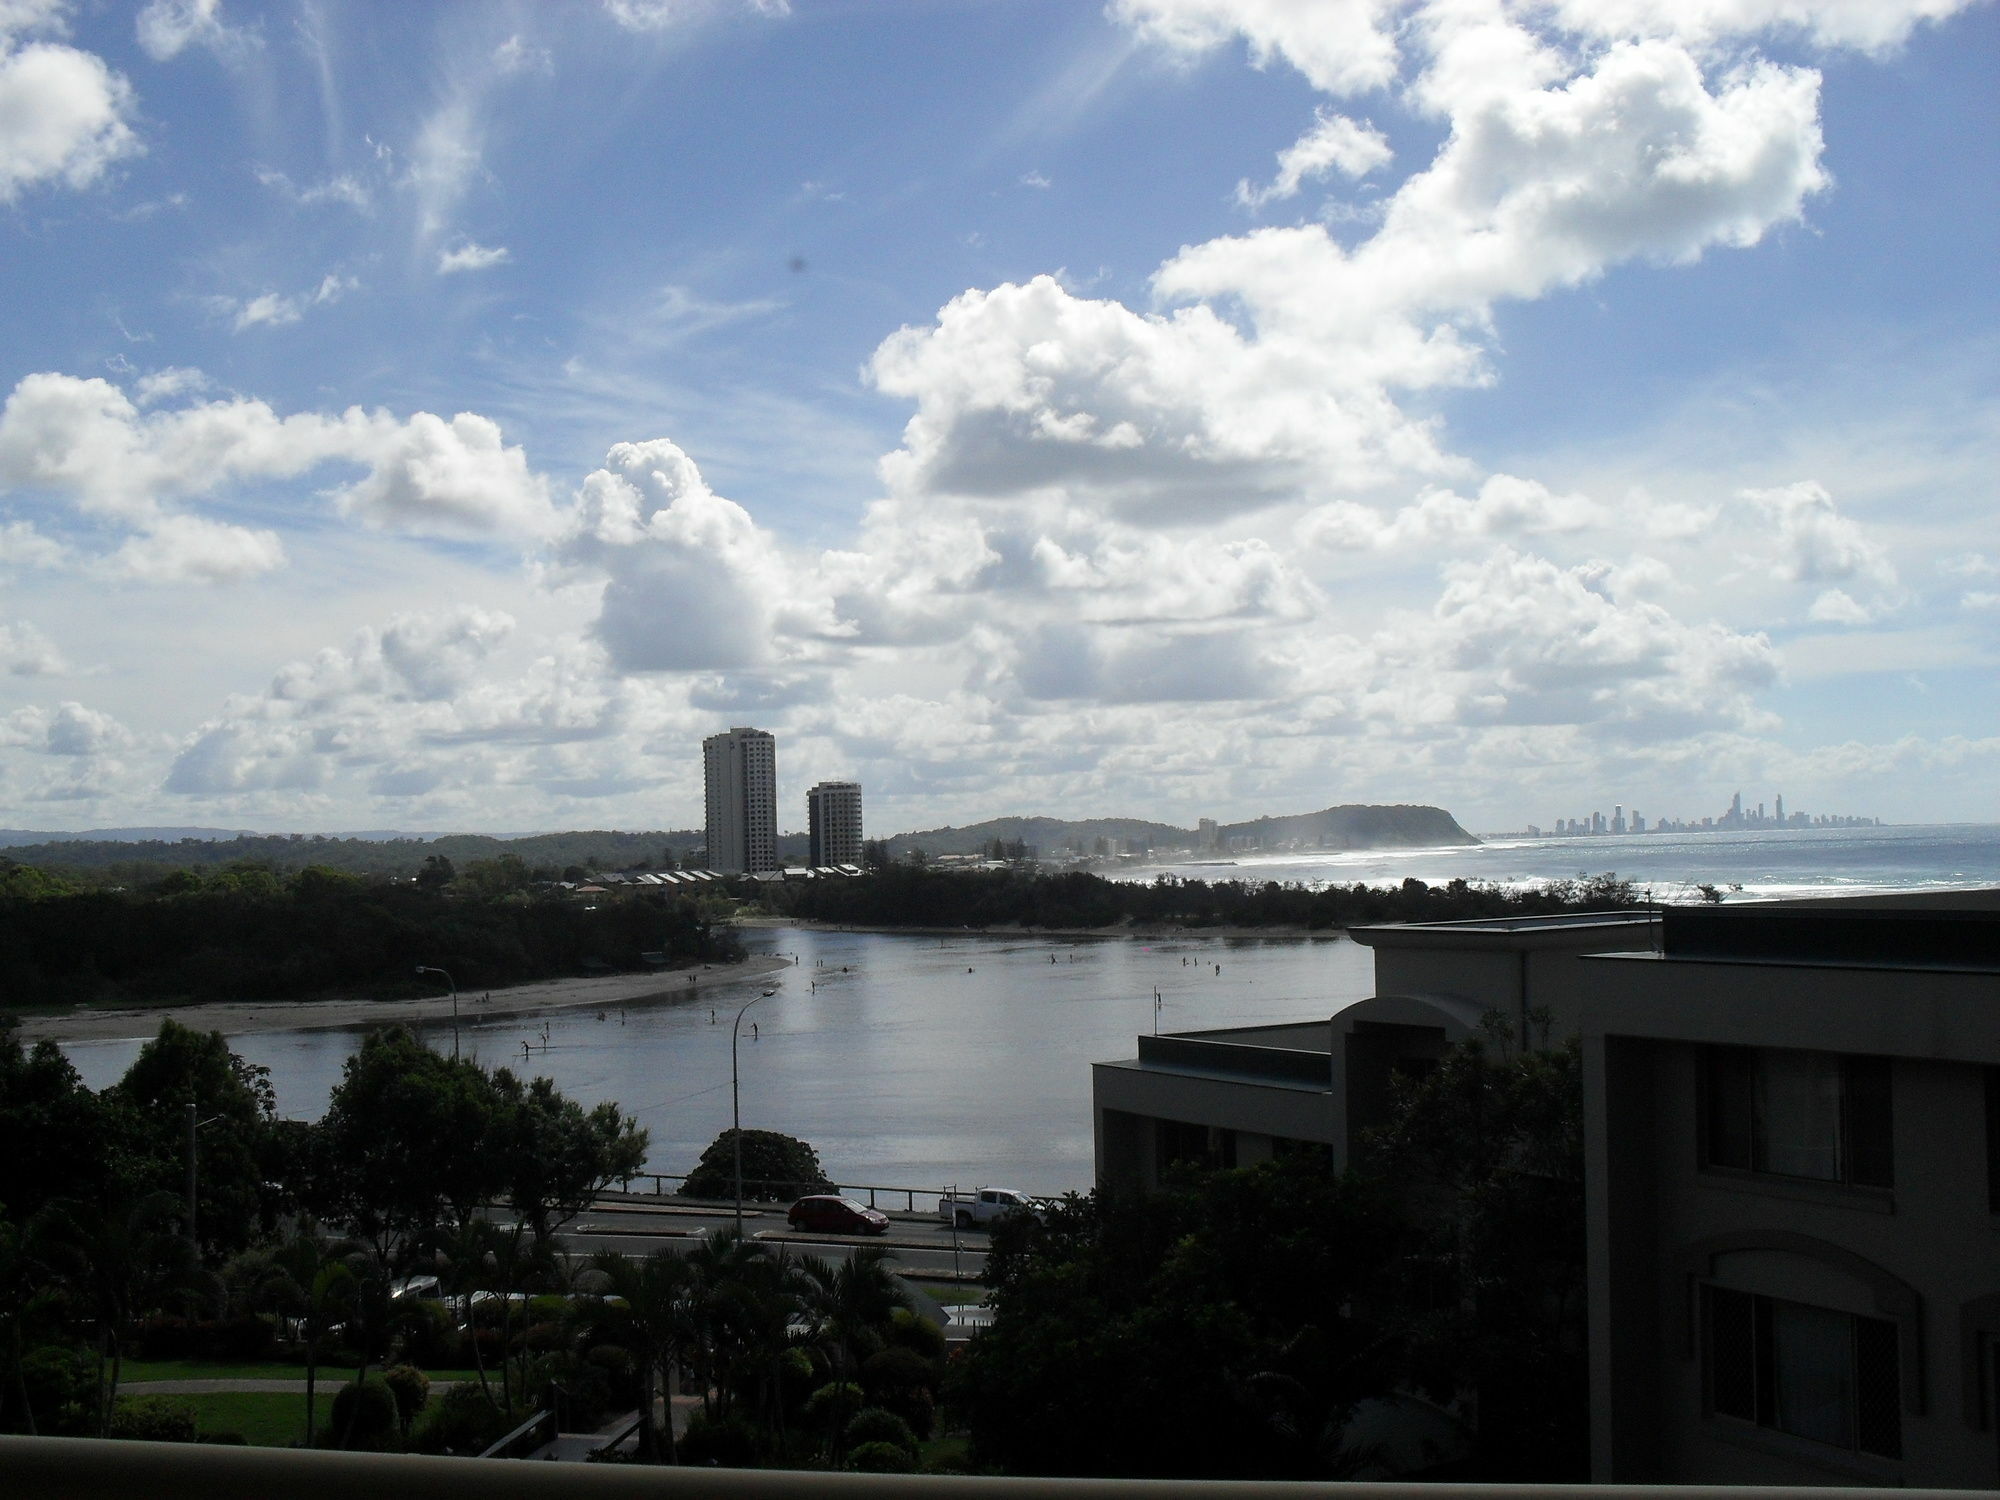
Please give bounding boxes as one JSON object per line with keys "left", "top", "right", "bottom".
{"left": 731, "top": 991, "right": 769, "bottom": 1235}
{"left": 185, "top": 1102, "right": 198, "bottom": 1247}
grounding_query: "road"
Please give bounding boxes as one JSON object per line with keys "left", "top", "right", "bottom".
{"left": 545, "top": 1196, "right": 993, "bottom": 1283}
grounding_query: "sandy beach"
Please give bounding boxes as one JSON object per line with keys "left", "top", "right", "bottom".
{"left": 13, "top": 953, "right": 795, "bottom": 1044}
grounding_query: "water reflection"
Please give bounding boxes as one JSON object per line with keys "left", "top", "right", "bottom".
{"left": 61, "top": 927, "right": 1371, "bottom": 1196}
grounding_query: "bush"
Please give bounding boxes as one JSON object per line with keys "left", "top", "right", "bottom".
{"left": 861, "top": 1346, "right": 939, "bottom": 1437}
{"left": 680, "top": 1128, "right": 833, "bottom": 1201}
{"left": 802, "top": 1380, "right": 864, "bottom": 1431}
{"left": 845, "top": 1406, "right": 919, "bottom": 1456}
{"left": 412, "top": 1382, "right": 516, "bottom": 1457}
{"left": 17, "top": 1345, "right": 94, "bottom": 1435}
{"left": 392, "top": 1298, "right": 458, "bottom": 1369}
{"left": 585, "top": 1344, "right": 639, "bottom": 1410}
{"left": 888, "top": 1305, "right": 948, "bottom": 1361}
{"left": 328, "top": 1375, "right": 398, "bottom": 1451}
{"left": 678, "top": 1409, "right": 763, "bottom": 1468}
{"left": 109, "top": 1396, "right": 198, "bottom": 1443}
{"left": 138, "top": 1314, "right": 277, "bottom": 1361}
{"left": 381, "top": 1364, "right": 431, "bottom": 1433}
{"left": 847, "top": 1439, "right": 917, "bottom": 1473}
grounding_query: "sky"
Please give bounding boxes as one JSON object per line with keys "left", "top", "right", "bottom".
{"left": 0, "top": 0, "right": 1996, "bottom": 838}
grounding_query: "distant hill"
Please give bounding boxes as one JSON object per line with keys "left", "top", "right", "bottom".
{"left": 0, "top": 829, "right": 711, "bottom": 879}
{"left": 886, "top": 816, "right": 1191, "bottom": 858}
{"left": 885, "top": 803, "right": 1477, "bottom": 857}
{"left": 0, "top": 826, "right": 255, "bottom": 848}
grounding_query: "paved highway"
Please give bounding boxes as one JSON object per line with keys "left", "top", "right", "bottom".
{"left": 547, "top": 1197, "right": 993, "bottom": 1283}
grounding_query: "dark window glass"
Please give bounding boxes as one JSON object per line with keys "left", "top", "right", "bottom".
{"left": 1704, "top": 1285, "right": 1901, "bottom": 1461}
{"left": 1701, "top": 1047, "right": 1892, "bottom": 1188}
{"left": 1986, "top": 1068, "right": 2000, "bottom": 1214}
{"left": 1842, "top": 1056, "right": 1894, "bottom": 1189}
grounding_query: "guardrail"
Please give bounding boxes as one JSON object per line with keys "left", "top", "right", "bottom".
{"left": 0, "top": 1436, "right": 1963, "bottom": 1499}
{"left": 614, "top": 1174, "right": 945, "bottom": 1213}
{"left": 476, "top": 1407, "right": 556, "bottom": 1460}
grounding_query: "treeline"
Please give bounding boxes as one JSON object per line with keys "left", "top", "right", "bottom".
{"left": 767, "top": 866, "right": 1646, "bottom": 931}
{"left": 0, "top": 829, "right": 704, "bottom": 884}
{"left": 0, "top": 862, "right": 743, "bottom": 1008}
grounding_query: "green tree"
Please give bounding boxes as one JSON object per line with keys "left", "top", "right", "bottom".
{"left": 490, "top": 1071, "right": 647, "bottom": 1246}
{"left": 312, "top": 1028, "right": 507, "bottom": 1274}
{"left": 264, "top": 1219, "right": 361, "bottom": 1447}
{"left": 1367, "top": 1026, "right": 1589, "bottom": 1479}
{"left": 587, "top": 1248, "right": 698, "bottom": 1463}
{"left": 681, "top": 1129, "right": 832, "bottom": 1202}
{"left": 0, "top": 1036, "right": 127, "bottom": 1220}
{"left": 110, "top": 1020, "right": 275, "bottom": 1257}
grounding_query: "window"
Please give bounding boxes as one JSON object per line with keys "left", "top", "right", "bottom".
{"left": 1703, "top": 1047, "right": 1892, "bottom": 1188}
{"left": 1705, "top": 1285, "right": 1902, "bottom": 1459}
{"left": 1986, "top": 1068, "right": 2000, "bottom": 1214}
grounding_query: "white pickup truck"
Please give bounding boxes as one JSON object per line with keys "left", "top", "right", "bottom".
{"left": 937, "top": 1187, "right": 1044, "bottom": 1230}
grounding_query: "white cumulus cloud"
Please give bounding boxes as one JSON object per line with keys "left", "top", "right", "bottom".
{"left": 438, "top": 241, "right": 510, "bottom": 274}
{"left": 0, "top": 25, "right": 140, "bottom": 202}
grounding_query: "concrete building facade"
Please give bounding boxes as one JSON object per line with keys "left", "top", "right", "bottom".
{"left": 1092, "top": 911, "right": 1658, "bottom": 1193}
{"left": 702, "top": 727, "right": 777, "bottom": 874}
{"left": 807, "top": 780, "right": 863, "bottom": 868}
{"left": 1581, "top": 898, "right": 2000, "bottom": 1489}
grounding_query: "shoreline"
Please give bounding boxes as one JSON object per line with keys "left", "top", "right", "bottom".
{"left": 13, "top": 954, "right": 795, "bottom": 1045}
{"left": 734, "top": 916, "right": 1349, "bottom": 941}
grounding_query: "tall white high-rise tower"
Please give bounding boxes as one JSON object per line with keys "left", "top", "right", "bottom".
{"left": 703, "top": 727, "right": 778, "bottom": 874}
{"left": 807, "top": 781, "right": 863, "bottom": 867}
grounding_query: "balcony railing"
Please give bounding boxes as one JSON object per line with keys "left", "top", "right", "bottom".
{"left": 0, "top": 1437, "right": 1965, "bottom": 1500}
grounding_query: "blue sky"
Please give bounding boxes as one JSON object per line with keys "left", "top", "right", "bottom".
{"left": 0, "top": 0, "right": 1995, "bottom": 837}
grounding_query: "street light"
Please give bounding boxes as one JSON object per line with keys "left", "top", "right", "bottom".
{"left": 184, "top": 1103, "right": 222, "bottom": 1250}
{"left": 730, "top": 989, "right": 770, "bottom": 1235}
{"left": 415, "top": 965, "right": 459, "bottom": 1059}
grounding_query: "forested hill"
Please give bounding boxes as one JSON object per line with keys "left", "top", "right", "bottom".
{"left": 886, "top": 802, "right": 1477, "bottom": 856}
{"left": 1215, "top": 804, "right": 1478, "bottom": 850}
{"left": 886, "top": 816, "right": 1190, "bottom": 858}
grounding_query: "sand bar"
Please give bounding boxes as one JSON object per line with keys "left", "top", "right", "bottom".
{"left": 15, "top": 953, "right": 795, "bottom": 1044}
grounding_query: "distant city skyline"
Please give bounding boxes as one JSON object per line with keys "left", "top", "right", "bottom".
{"left": 0, "top": 2, "right": 1995, "bottom": 835}
{"left": 1522, "top": 790, "right": 1881, "bottom": 840}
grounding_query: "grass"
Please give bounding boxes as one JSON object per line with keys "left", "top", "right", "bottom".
{"left": 904, "top": 1281, "right": 987, "bottom": 1307}
{"left": 180, "top": 1391, "right": 314, "bottom": 1447}
{"left": 121, "top": 1358, "right": 480, "bottom": 1384}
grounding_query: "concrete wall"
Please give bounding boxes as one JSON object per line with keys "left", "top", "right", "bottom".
{"left": 1584, "top": 957, "right": 2000, "bottom": 1488}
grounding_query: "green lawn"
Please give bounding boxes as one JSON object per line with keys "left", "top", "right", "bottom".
{"left": 121, "top": 1358, "right": 480, "bottom": 1384}
{"left": 904, "top": 1281, "right": 986, "bottom": 1307}
{"left": 180, "top": 1391, "right": 314, "bottom": 1447}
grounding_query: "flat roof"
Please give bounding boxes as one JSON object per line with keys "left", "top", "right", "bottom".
{"left": 1350, "top": 909, "right": 1659, "bottom": 951}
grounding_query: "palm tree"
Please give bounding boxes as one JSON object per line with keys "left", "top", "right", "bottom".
{"left": 798, "top": 1245, "right": 908, "bottom": 1381}
{"left": 685, "top": 1229, "right": 769, "bottom": 1423}
{"left": 587, "top": 1249, "right": 696, "bottom": 1463}
{"left": 430, "top": 1219, "right": 502, "bottom": 1406}
{"left": 268, "top": 1219, "right": 360, "bottom": 1446}
{"left": 35, "top": 1189, "right": 208, "bottom": 1435}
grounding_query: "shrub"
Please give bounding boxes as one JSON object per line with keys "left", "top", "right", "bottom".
{"left": 679, "top": 1409, "right": 763, "bottom": 1467}
{"left": 392, "top": 1298, "right": 458, "bottom": 1368}
{"left": 802, "top": 1380, "right": 864, "bottom": 1430}
{"left": 18, "top": 1345, "right": 95, "bottom": 1435}
{"left": 381, "top": 1364, "right": 431, "bottom": 1433}
{"left": 328, "top": 1375, "right": 398, "bottom": 1451}
{"left": 847, "top": 1439, "right": 917, "bottom": 1473}
{"left": 845, "top": 1406, "right": 919, "bottom": 1456}
{"left": 109, "top": 1396, "right": 198, "bottom": 1443}
{"left": 585, "top": 1344, "right": 639, "bottom": 1409}
{"left": 888, "top": 1305, "right": 948, "bottom": 1361}
{"left": 680, "top": 1128, "right": 832, "bottom": 1201}
{"left": 138, "top": 1314, "right": 277, "bottom": 1361}
{"left": 412, "top": 1382, "right": 515, "bottom": 1457}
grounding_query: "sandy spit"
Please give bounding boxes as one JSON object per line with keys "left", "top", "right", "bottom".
{"left": 15, "top": 953, "right": 796, "bottom": 1045}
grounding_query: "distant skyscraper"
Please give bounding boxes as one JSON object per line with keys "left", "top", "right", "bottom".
{"left": 807, "top": 780, "right": 863, "bottom": 867}
{"left": 703, "top": 727, "right": 778, "bottom": 874}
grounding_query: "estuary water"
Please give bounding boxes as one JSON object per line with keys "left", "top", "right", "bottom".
{"left": 55, "top": 823, "right": 1999, "bottom": 1194}
{"left": 60, "top": 928, "right": 1375, "bottom": 1197}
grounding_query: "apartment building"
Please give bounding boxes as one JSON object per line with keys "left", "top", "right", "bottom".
{"left": 1581, "top": 897, "right": 2000, "bottom": 1488}
{"left": 702, "top": 727, "right": 778, "bottom": 875}
{"left": 807, "top": 780, "right": 863, "bottom": 868}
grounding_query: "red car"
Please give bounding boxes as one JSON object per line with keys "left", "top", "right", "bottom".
{"left": 786, "top": 1195, "right": 890, "bottom": 1236}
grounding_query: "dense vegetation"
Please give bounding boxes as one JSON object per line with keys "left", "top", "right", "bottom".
{"left": 958, "top": 1028, "right": 1589, "bottom": 1480}
{"left": 0, "top": 859, "right": 744, "bottom": 1008}
{"left": 0, "top": 1022, "right": 944, "bottom": 1464}
{"left": 768, "top": 866, "right": 1646, "bottom": 931}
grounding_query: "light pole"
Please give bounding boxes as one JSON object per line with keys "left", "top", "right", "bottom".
{"left": 184, "top": 1103, "right": 222, "bottom": 1250}
{"left": 415, "top": 965, "right": 460, "bottom": 1060}
{"left": 730, "top": 990, "right": 770, "bottom": 1235}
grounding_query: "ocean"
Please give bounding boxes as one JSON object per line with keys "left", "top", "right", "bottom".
{"left": 1110, "top": 823, "right": 2000, "bottom": 904}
